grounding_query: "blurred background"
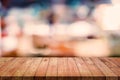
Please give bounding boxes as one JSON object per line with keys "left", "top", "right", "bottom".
{"left": 0, "top": 0, "right": 120, "bottom": 57}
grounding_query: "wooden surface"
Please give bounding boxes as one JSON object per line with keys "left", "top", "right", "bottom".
{"left": 0, "top": 57, "right": 119, "bottom": 80}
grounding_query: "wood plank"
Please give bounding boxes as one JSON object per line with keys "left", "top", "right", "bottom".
{"left": 57, "top": 58, "right": 69, "bottom": 76}
{"left": 0, "top": 58, "right": 23, "bottom": 80}
{"left": 114, "top": 58, "right": 120, "bottom": 62}
{"left": 0, "top": 58, "right": 18, "bottom": 76}
{"left": 46, "top": 57, "right": 58, "bottom": 77}
{"left": 91, "top": 58, "right": 116, "bottom": 76}
{"left": 11, "top": 58, "right": 34, "bottom": 80}
{"left": 22, "top": 58, "right": 42, "bottom": 80}
{"left": 0, "top": 58, "right": 13, "bottom": 62}
{"left": 113, "top": 58, "right": 120, "bottom": 76}
{"left": 109, "top": 58, "right": 120, "bottom": 67}
{"left": 1, "top": 58, "right": 26, "bottom": 76}
{"left": 100, "top": 58, "right": 120, "bottom": 76}
{"left": 82, "top": 57, "right": 105, "bottom": 80}
{"left": 23, "top": 58, "right": 42, "bottom": 76}
{"left": 57, "top": 58, "right": 71, "bottom": 80}
{"left": 82, "top": 57, "right": 104, "bottom": 76}
{"left": 91, "top": 58, "right": 118, "bottom": 80}
{"left": 35, "top": 58, "right": 50, "bottom": 76}
{"left": 67, "top": 58, "right": 80, "bottom": 76}
{"left": 0, "top": 58, "right": 15, "bottom": 80}
{"left": 13, "top": 58, "right": 33, "bottom": 76}
{"left": 0, "top": 58, "right": 14, "bottom": 68}
{"left": 74, "top": 57, "right": 92, "bottom": 76}
{"left": 0, "top": 57, "right": 119, "bottom": 80}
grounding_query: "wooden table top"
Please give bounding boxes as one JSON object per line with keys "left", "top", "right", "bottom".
{"left": 0, "top": 57, "right": 120, "bottom": 80}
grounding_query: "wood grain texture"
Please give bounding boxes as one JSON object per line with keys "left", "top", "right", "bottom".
{"left": 91, "top": 58, "right": 118, "bottom": 80}
{"left": 1, "top": 58, "right": 26, "bottom": 76}
{"left": 58, "top": 58, "right": 68, "bottom": 76}
{"left": 13, "top": 58, "right": 34, "bottom": 76}
{"left": 0, "top": 57, "right": 119, "bottom": 80}
{"left": 0, "top": 58, "right": 14, "bottom": 68}
{"left": 46, "top": 57, "right": 58, "bottom": 77}
{"left": 67, "top": 58, "right": 80, "bottom": 76}
{"left": 100, "top": 58, "right": 120, "bottom": 76}
{"left": 74, "top": 57, "right": 92, "bottom": 76}
{"left": 0, "top": 58, "right": 18, "bottom": 76}
{"left": 35, "top": 58, "right": 49, "bottom": 76}
{"left": 23, "top": 58, "right": 42, "bottom": 76}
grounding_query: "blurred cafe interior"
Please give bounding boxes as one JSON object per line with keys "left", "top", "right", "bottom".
{"left": 0, "top": 0, "right": 120, "bottom": 57}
